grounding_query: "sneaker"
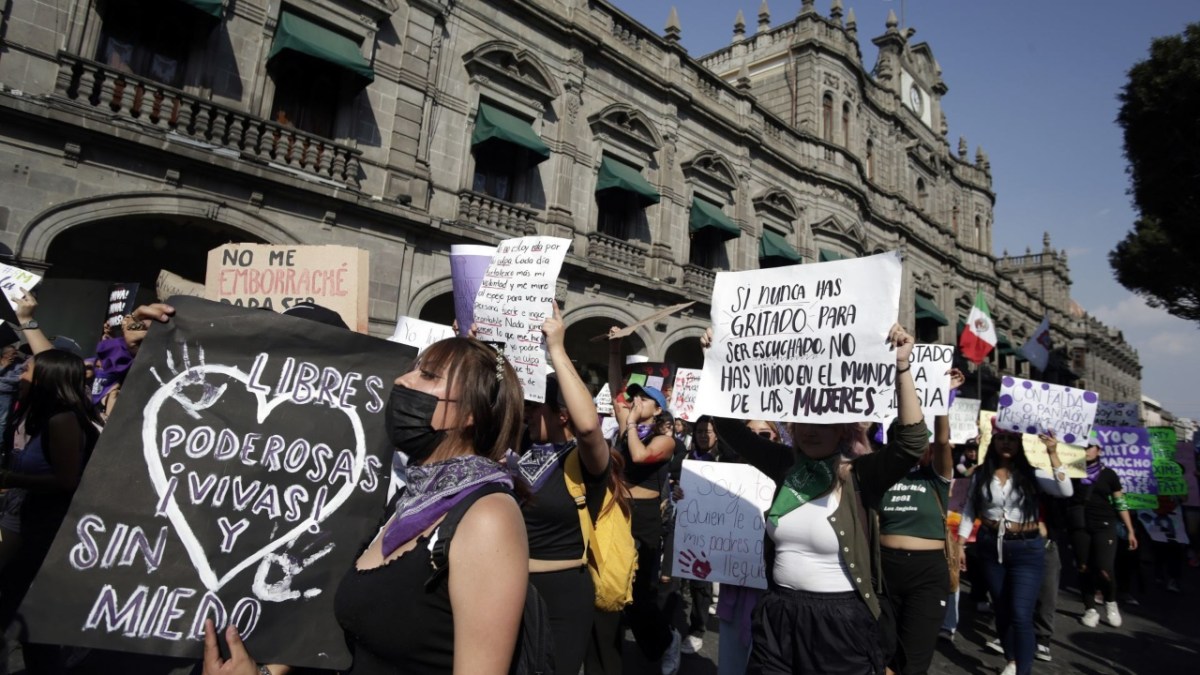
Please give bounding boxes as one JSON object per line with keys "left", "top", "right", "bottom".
{"left": 938, "top": 628, "right": 955, "bottom": 643}
{"left": 1036, "top": 644, "right": 1052, "bottom": 662}
{"left": 985, "top": 638, "right": 1003, "bottom": 654}
{"left": 1081, "top": 608, "right": 1101, "bottom": 627}
{"left": 1105, "top": 602, "right": 1122, "bottom": 627}
{"left": 1167, "top": 579, "right": 1182, "bottom": 593}
{"left": 681, "top": 635, "right": 703, "bottom": 655}
{"left": 1000, "top": 662, "right": 1016, "bottom": 675}
{"left": 661, "top": 628, "right": 682, "bottom": 675}
{"left": 976, "top": 600, "right": 993, "bottom": 614}
{"left": 708, "top": 604, "right": 717, "bottom": 615}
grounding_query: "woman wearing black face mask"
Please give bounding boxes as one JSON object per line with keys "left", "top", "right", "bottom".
{"left": 205, "top": 337, "right": 528, "bottom": 675}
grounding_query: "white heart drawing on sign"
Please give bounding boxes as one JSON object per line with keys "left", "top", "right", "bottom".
{"left": 142, "top": 364, "right": 367, "bottom": 592}
{"left": 1121, "top": 432, "right": 1140, "bottom": 446}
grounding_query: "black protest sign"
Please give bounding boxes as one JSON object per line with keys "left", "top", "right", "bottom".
{"left": 20, "top": 296, "right": 416, "bottom": 669}
{"left": 105, "top": 282, "right": 140, "bottom": 327}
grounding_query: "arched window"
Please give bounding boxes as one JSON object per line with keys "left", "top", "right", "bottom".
{"left": 975, "top": 215, "right": 983, "bottom": 248}
{"left": 866, "top": 139, "right": 874, "bottom": 180}
{"left": 822, "top": 92, "right": 834, "bottom": 141}
{"left": 916, "top": 177, "right": 927, "bottom": 211}
{"left": 842, "top": 102, "right": 851, "bottom": 146}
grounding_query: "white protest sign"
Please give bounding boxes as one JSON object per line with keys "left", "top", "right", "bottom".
{"left": 869, "top": 343, "right": 953, "bottom": 441}
{"left": 670, "top": 368, "right": 703, "bottom": 422}
{"left": 695, "top": 251, "right": 902, "bottom": 423}
{"left": 594, "top": 383, "right": 613, "bottom": 415}
{"left": 472, "top": 236, "right": 571, "bottom": 402}
{"left": 388, "top": 316, "right": 455, "bottom": 353}
{"left": 949, "top": 397, "right": 983, "bottom": 444}
{"left": 1095, "top": 400, "right": 1140, "bottom": 427}
{"left": 996, "top": 376, "right": 1099, "bottom": 446}
{"left": 0, "top": 261, "right": 41, "bottom": 311}
{"left": 672, "top": 460, "right": 775, "bottom": 589}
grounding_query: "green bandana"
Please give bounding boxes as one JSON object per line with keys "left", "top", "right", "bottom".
{"left": 766, "top": 455, "right": 841, "bottom": 526}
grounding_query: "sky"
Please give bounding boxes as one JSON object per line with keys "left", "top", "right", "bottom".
{"left": 610, "top": 0, "right": 1200, "bottom": 421}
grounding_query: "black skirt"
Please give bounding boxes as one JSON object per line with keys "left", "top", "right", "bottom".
{"left": 749, "top": 588, "right": 883, "bottom": 675}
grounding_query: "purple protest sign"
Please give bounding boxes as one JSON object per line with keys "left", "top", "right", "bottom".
{"left": 450, "top": 244, "right": 495, "bottom": 336}
{"left": 1093, "top": 426, "right": 1157, "bottom": 506}
{"left": 1177, "top": 441, "right": 1199, "bottom": 508}
{"left": 996, "top": 376, "right": 1099, "bottom": 445}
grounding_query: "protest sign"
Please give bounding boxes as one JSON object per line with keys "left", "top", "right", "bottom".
{"left": 594, "top": 383, "right": 613, "bottom": 415}
{"left": 205, "top": 244, "right": 370, "bottom": 333}
{"left": 1178, "top": 441, "right": 1199, "bottom": 508}
{"left": 472, "top": 236, "right": 571, "bottom": 402}
{"left": 996, "top": 376, "right": 1098, "bottom": 446}
{"left": 1095, "top": 400, "right": 1140, "bottom": 427}
{"left": 450, "top": 245, "right": 495, "bottom": 336}
{"left": 0, "top": 260, "right": 41, "bottom": 311}
{"left": 1138, "top": 509, "right": 1190, "bottom": 545}
{"left": 1092, "top": 426, "right": 1157, "bottom": 509}
{"left": 949, "top": 397, "right": 983, "bottom": 444}
{"left": 876, "top": 343, "right": 954, "bottom": 441}
{"left": 388, "top": 316, "right": 454, "bottom": 353}
{"left": 105, "top": 282, "right": 140, "bottom": 327}
{"left": 157, "top": 269, "right": 205, "bottom": 302}
{"left": 1149, "top": 427, "right": 1177, "bottom": 461}
{"left": 672, "top": 460, "right": 775, "bottom": 589}
{"left": 670, "top": 368, "right": 703, "bottom": 422}
{"left": 695, "top": 251, "right": 902, "bottom": 423}
{"left": 978, "top": 410, "right": 1087, "bottom": 478}
{"left": 618, "top": 361, "right": 677, "bottom": 406}
{"left": 19, "top": 297, "right": 415, "bottom": 668}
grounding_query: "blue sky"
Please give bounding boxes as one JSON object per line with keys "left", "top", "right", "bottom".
{"left": 611, "top": 0, "right": 1200, "bottom": 421}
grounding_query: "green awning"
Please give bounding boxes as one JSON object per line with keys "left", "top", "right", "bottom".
{"left": 759, "top": 230, "right": 803, "bottom": 264}
{"left": 997, "top": 333, "right": 1016, "bottom": 355}
{"left": 596, "top": 156, "right": 660, "bottom": 206}
{"left": 269, "top": 11, "right": 375, "bottom": 83}
{"left": 819, "top": 248, "right": 846, "bottom": 262}
{"left": 914, "top": 293, "right": 949, "bottom": 327}
{"left": 471, "top": 102, "right": 550, "bottom": 162}
{"left": 689, "top": 198, "right": 741, "bottom": 241}
{"left": 178, "top": 0, "right": 223, "bottom": 17}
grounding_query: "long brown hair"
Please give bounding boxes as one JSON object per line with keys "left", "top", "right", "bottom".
{"left": 602, "top": 448, "right": 632, "bottom": 518}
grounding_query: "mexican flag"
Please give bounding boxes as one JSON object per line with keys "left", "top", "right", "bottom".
{"left": 959, "top": 290, "right": 997, "bottom": 364}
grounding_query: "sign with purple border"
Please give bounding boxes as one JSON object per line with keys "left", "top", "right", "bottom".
{"left": 996, "top": 376, "right": 1098, "bottom": 446}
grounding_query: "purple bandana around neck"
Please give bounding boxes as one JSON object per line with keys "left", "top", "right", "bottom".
{"left": 381, "top": 454, "right": 512, "bottom": 557}
{"left": 1082, "top": 460, "right": 1103, "bottom": 486}
{"left": 91, "top": 337, "right": 134, "bottom": 404}
{"left": 514, "top": 440, "right": 576, "bottom": 493}
{"left": 635, "top": 423, "right": 653, "bottom": 440}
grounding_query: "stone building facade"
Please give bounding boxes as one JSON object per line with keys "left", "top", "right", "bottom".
{"left": 0, "top": 0, "right": 1140, "bottom": 402}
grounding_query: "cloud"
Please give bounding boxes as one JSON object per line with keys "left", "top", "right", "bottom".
{"left": 1089, "top": 294, "right": 1176, "bottom": 329}
{"left": 1064, "top": 247, "right": 1091, "bottom": 259}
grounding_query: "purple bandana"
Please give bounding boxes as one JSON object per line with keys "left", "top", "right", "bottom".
{"left": 635, "top": 424, "right": 653, "bottom": 440}
{"left": 1082, "top": 460, "right": 1103, "bottom": 486}
{"left": 91, "top": 337, "right": 134, "bottom": 405}
{"left": 381, "top": 454, "right": 512, "bottom": 557}
{"left": 514, "top": 440, "right": 576, "bottom": 493}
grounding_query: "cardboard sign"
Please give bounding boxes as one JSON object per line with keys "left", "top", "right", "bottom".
{"left": 205, "top": 244, "right": 370, "bottom": 333}
{"left": 590, "top": 302, "right": 695, "bottom": 342}
{"left": 672, "top": 460, "right": 775, "bottom": 589}
{"left": 695, "top": 251, "right": 902, "bottom": 423}
{"left": 19, "top": 297, "right": 416, "bottom": 668}
{"left": 449, "top": 245, "right": 495, "bottom": 336}
{"left": 388, "top": 316, "right": 454, "bottom": 354}
{"left": 0, "top": 260, "right": 41, "bottom": 311}
{"left": 996, "top": 376, "right": 1098, "bottom": 446}
{"left": 949, "top": 397, "right": 983, "bottom": 445}
{"left": 105, "top": 282, "right": 140, "bottom": 327}
{"left": 472, "top": 236, "right": 571, "bottom": 403}
{"left": 619, "top": 361, "right": 678, "bottom": 406}
{"left": 157, "top": 270, "right": 205, "bottom": 302}
{"left": 669, "top": 368, "right": 703, "bottom": 422}
{"left": 593, "top": 383, "right": 613, "bottom": 415}
{"left": 1092, "top": 426, "right": 1157, "bottom": 506}
{"left": 1138, "top": 509, "right": 1190, "bottom": 545}
{"left": 978, "top": 410, "right": 1087, "bottom": 478}
{"left": 1095, "top": 400, "right": 1140, "bottom": 427}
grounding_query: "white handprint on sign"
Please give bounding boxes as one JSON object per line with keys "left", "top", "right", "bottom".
{"left": 150, "top": 342, "right": 228, "bottom": 419}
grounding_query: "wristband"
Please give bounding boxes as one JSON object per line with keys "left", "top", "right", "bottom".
{"left": 896, "top": 364, "right": 911, "bottom": 374}
{"left": 258, "top": 665, "right": 272, "bottom": 675}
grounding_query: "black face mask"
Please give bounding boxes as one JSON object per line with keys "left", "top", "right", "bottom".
{"left": 385, "top": 385, "right": 449, "bottom": 464}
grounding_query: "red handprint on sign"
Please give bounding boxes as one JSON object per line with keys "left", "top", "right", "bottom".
{"left": 678, "top": 549, "right": 712, "bottom": 580}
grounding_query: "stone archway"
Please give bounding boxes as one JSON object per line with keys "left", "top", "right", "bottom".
{"left": 663, "top": 330, "right": 705, "bottom": 370}
{"left": 417, "top": 290, "right": 457, "bottom": 327}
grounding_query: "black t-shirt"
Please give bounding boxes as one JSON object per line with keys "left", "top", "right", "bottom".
{"left": 522, "top": 449, "right": 608, "bottom": 560}
{"left": 618, "top": 433, "right": 672, "bottom": 493}
{"left": 1071, "top": 466, "right": 1123, "bottom": 528}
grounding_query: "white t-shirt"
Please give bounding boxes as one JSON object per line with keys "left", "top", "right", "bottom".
{"left": 767, "top": 491, "right": 854, "bottom": 592}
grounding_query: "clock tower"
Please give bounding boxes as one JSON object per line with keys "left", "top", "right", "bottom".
{"left": 872, "top": 11, "right": 948, "bottom": 134}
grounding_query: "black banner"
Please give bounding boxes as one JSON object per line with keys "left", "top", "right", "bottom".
{"left": 105, "top": 282, "right": 140, "bottom": 327}
{"left": 20, "top": 296, "right": 416, "bottom": 668}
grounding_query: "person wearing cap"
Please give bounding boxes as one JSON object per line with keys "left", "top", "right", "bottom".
{"left": 1068, "top": 435, "right": 1137, "bottom": 630}
{"left": 607, "top": 327, "right": 682, "bottom": 675}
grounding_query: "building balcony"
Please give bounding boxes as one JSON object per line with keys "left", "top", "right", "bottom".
{"left": 585, "top": 232, "right": 646, "bottom": 274}
{"left": 53, "top": 52, "right": 362, "bottom": 187}
{"left": 455, "top": 190, "right": 538, "bottom": 237}
{"left": 682, "top": 263, "right": 715, "bottom": 298}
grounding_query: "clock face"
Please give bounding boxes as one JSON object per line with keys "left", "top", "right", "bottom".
{"left": 909, "top": 85, "right": 923, "bottom": 114}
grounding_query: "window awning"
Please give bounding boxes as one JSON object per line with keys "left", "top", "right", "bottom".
{"left": 269, "top": 11, "right": 375, "bottom": 83}
{"left": 689, "top": 198, "right": 741, "bottom": 241}
{"left": 759, "top": 230, "right": 803, "bottom": 264}
{"left": 819, "top": 248, "right": 846, "bottom": 262}
{"left": 997, "top": 333, "right": 1016, "bottom": 355}
{"left": 178, "top": 0, "right": 223, "bottom": 17}
{"left": 596, "top": 156, "right": 660, "bottom": 206}
{"left": 914, "top": 293, "right": 949, "bottom": 327}
{"left": 471, "top": 102, "right": 550, "bottom": 162}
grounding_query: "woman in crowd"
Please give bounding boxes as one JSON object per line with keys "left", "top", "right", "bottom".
{"left": 879, "top": 369, "right": 964, "bottom": 675}
{"left": 702, "top": 323, "right": 927, "bottom": 675}
{"left": 517, "top": 305, "right": 614, "bottom": 674}
{"left": 1070, "top": 437, "right": 1137, "bottom": 629}
{"left": 958, "top": 427, "right": 1072, "bottom": 675}
{"left": 607, "top": 328, "right": 682, "bottom": 675}
{"left": 207, "top": 336, "right": 529, "bottom": 675}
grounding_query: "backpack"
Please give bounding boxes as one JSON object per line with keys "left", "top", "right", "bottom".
{"left": 563, "top": 449, "right": 637, "bottom": 612}
{"left": 427, "top": 484, "right": 556, "bottom": 675}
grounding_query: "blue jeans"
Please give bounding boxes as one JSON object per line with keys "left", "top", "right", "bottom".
{"left": 941, "top": 588, "right": 959, "bottom": 634}
{"left": 976, "top": 529, "right": 1045, "bottom": 675}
